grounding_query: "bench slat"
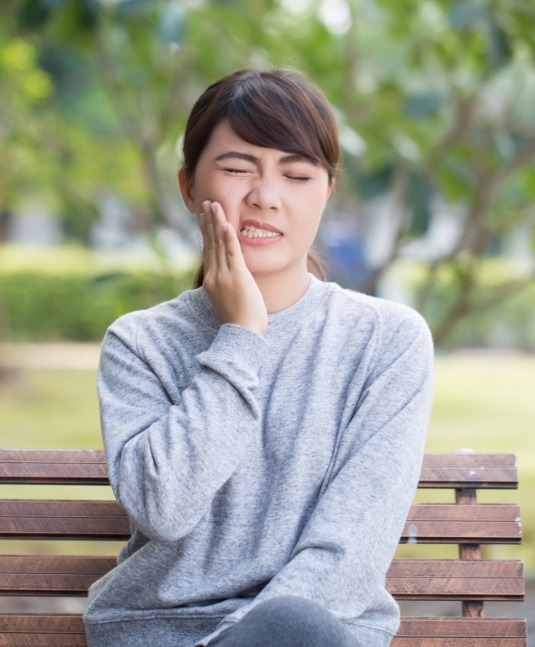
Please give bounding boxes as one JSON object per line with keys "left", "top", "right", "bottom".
{"left": 0, "top": 500, "right": 522, "bottom": 543}
{"left": 0, "top": 638, "right": 87, "bottom": 647}
{"left": 0, "top": 614, "right": 86, "bottom": 646}
{"left": 0, "top": 450, "right": 519, "bottom": 488}
{"left": 401, "top": 503, "right": 521, "bottom": 543}
{"left": 0, "top": 450, "right": 108, "bottom": 486}
{"left": 0, "top": 555, "right": 113, "bottom": 596}
{"left": 0, "top": 500, "right": 129, "bottom": 540}
{"left": 423, "top": 454, "right": 517, "bottom": 466}
{"left": 393, "top": 617, "right": 529, "bottom": 647}
{"left": 420, "top": 453, "right": 518, "bottom": 489}
{"left": 393, "top": 640, "right": 527, "bottom": 647}
{"left": 0, "top": 555, "right": 116, "bottom": 596}
{"left": 3, "top": 500, "right": 518, "bottom": 522}
{"left": 394, "top": 617, "right": 528, "bottom": 638}
{"left": 419, "top": 467, "right": 518, "bottom": 489}
{"left": 388, "top": 559, "right": 524, "bottom": 600}
{"left": 0, "top": 615, "right": 527, "bottom": 647}
{"left": 0, "top": 556, "right": 525, "bottom": 601}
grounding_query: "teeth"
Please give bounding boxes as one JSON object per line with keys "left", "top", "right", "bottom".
{"left": 241, "top": 225, "right": 280, "bottom": 239}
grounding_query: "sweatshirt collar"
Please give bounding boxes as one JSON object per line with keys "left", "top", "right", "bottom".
{"left": 190, "top": 274, "right": 331, "bottom": 335}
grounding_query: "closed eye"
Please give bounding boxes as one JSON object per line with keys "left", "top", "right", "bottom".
{"left": 285, "top": 175, "right": 311, "bottom": 183}
{"left": 224, "top": 168, "right": 253, "bottom": 175}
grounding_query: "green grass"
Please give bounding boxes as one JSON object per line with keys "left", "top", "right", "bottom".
{"left": 0, "top": 369, "right": 100, "bottom": 448}
{"left": 1, "top": 352, "right": 534, "bottom": 569}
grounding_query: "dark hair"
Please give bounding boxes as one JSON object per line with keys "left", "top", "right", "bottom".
{"left": 181, "top": 68, "right": 340, "bottom": 287}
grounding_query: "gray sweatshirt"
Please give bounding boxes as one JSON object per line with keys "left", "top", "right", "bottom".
{"left": 84, "top": 276, "right": 434, "bottom": 647}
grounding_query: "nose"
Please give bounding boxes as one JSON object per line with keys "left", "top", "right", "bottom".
{"left": 245, "top": 176, "right": 282, "bottom": 211}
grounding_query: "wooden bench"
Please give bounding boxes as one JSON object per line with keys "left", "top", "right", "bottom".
{"left": 0, "top": 449, "right": 528, "bottom": 646}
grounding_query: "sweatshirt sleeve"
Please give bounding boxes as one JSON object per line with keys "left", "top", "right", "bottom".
{"left": 98, "top": 315, "right": 266, "bottom": 543}
{"left": 199, "top": 307, "right": 434, "bottom": 645}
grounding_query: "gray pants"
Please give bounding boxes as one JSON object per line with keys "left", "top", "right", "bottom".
{"left": 209, "top": 596, "right": 359, "bottom": 647}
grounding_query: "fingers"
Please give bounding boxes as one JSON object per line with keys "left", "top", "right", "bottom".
{"left": 210, "top": 203, "right": 245, "bottom": 271}
{"left": 199, "top": 201, "right": 216, "bottom": 268}
{"left": 200, "top": 201, "right": 232, "bottom": 272}
{"left": 197, "top": 201, "right": 267, "bottom": 335}
{"left": 205, "top": 202, "right": 222, "bottom": 248}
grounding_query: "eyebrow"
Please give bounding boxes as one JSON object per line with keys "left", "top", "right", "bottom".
{"left": 213, "top": 151, "right": 317, "bottom": 166}
{"left": 214, "top": 152, "right": 258, "bottom": 164}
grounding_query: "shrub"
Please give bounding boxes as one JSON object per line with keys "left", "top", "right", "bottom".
{"left": 0, "top": 246, "right": 195, "bottom": 341}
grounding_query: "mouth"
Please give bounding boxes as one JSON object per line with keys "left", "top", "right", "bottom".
{"left": 239, "top": 220, "right": 283, "bottom": 240}
{"left": 241, "top": 225, "right": 281, "bottom": 239}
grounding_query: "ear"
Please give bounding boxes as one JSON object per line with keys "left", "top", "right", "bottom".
{"left": 326, "top": 178, "right": 335, "bottom": 200}
{"left": 178, "top": 168, "right": 195, "bottom": 213}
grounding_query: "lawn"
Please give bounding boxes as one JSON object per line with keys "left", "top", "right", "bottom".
{"left": 1, "top": 349, "right": 534, "bottom": 569}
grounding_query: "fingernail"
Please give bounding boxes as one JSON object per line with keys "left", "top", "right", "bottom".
{"left": 210, "top": 203, "right": 218, "bottom": 215}
{"left": 202, "top": 200, "right": 211, "bottom": 213}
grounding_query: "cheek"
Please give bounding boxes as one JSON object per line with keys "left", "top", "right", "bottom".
{"left": 195, "top": 175, "right": 242, "bottom": 218}
{"left": 210, "top": 187, "right": 244, "bottom": 227}
{"left": 296, "top": 195, "right": 325, "bottom": 236}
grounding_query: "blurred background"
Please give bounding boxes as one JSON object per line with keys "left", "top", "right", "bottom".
{"left": 0, "top": 0, "right": 534, "bottom": 626}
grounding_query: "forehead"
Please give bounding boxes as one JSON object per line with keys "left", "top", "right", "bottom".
{"left": 203, "top": 119, "right": 305, "bottom": 162}
{"left": 204, "top": 120, "right": 251, "bottom": 150}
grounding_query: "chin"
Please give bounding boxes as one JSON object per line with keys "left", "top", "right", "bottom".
{"left": 245, "top": 261, "right": 281, "bottom": 277}
{"left": 246, "top": 258, "right": 305, "bottom": 282}
{"left": 241, "top": 247, "right": 307, "bottom": 280}
{"left": 242, "top": 249, "right": 279, "bottom": 271}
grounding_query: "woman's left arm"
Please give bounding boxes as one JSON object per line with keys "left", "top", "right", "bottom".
{"left": 200, "top": 308, "right": 434, "bottom": 644}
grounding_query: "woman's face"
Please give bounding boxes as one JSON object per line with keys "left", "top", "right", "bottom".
{"left": 179, "top": 119, "right": 333, "bottom": 281}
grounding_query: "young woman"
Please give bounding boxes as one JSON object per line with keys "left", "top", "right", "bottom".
{"left": 84, "top": 68, "right": 434, "bottom": 647}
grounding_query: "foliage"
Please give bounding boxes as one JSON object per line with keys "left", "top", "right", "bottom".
{"left": 388, "top": 258, "right": 535, "bottom": 351}
{"left": 0, "top": 0, "right": 534, "bottom": 345}
{"left": 0, "top": 20, "right": 53, "bottom": 207}
{"left": 0, "top": 246, "right": 194, "bottom": 341}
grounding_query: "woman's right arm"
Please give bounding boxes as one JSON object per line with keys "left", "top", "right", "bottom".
{"left": 99, "top": 201, "right": 267, "bottom": 544}
{"left": 98, "top": 318, "right": 265, "bottom": 544}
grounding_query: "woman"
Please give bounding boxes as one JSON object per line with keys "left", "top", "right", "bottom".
{"left": 84, "top": 68, "right": 434, "bottom": 647}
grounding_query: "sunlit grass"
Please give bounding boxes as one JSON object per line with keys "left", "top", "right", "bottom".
{"left": 0, "top": 368, "right": 101, "bottom": 448}
{"left": 430, "top": 351, "right": 535, "bottom": 454}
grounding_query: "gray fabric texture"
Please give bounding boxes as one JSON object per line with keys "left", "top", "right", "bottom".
{"left": 84, "top": 275, "right": 434, "bottom": 647}
{"left": 208, "top": 595, "right": 361, "bottom": 646}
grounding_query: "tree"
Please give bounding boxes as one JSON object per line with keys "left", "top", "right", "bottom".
{"left": 0, "top": 16, "right": 55, "bottom": 374}
{"left": 330, "top": 0, "right": 535, "bottom": 345}
{"left": 2, "top": 0, "right": 534, "bottom": 346}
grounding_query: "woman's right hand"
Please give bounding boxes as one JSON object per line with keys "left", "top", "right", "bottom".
{"left": 199, "top": 200, "right": 268, "bottom": 336}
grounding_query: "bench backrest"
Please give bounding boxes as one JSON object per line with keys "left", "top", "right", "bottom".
{"left": 0, "top": 449, "right": 527, "bottom": 646}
